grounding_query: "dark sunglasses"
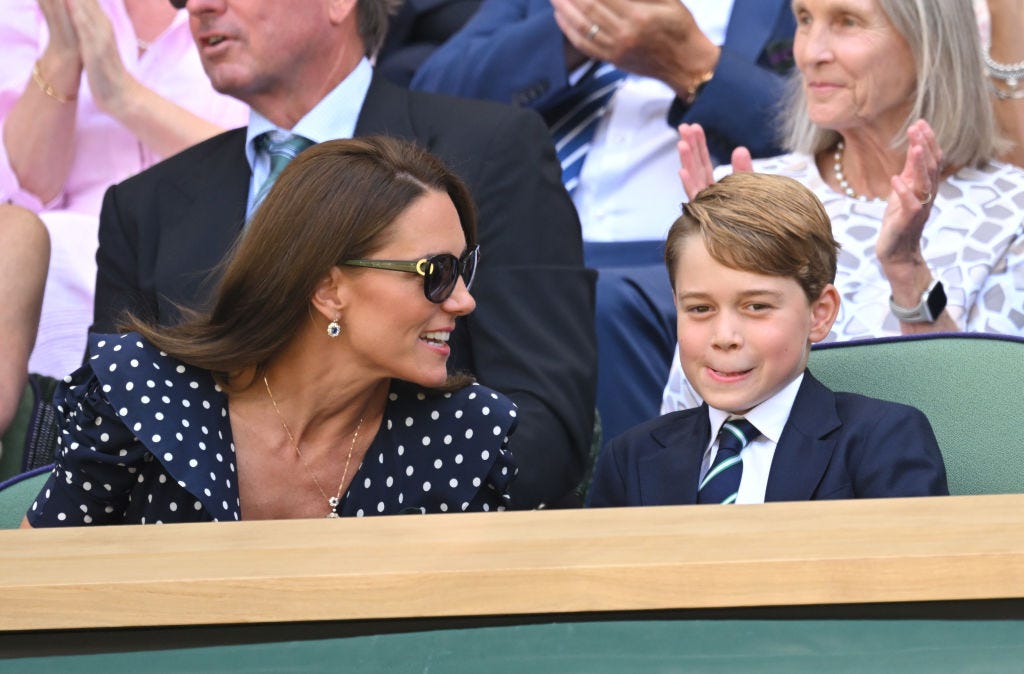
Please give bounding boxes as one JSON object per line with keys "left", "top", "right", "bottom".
{"left": 169, "top": 0, "right": 187, "bottom": 8}
{"left": 343, "top": 245, "right": 479, "bottom": 303}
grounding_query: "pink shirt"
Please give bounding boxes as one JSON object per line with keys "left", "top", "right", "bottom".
{"left": 0, "top": 0, "right": 249, "bottom": 378}
{"left": 0, "top": 0, "right": 248, "bottom": 212}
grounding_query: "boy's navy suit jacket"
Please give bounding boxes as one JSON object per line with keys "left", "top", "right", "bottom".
{"left": 587, "top": 372, "right": 949, "bottom": 506}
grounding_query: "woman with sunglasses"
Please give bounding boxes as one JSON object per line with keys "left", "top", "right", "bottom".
{"left": 22, "top": 136, "right": 517, "bottom": 526}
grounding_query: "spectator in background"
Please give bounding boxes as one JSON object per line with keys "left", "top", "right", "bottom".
{"left": 663, "top": 0, "right": 1024, "bottom": 412}
{"left": 977, "top": 0, "right": 1024, "bottom": 167}
{"left": 412, "top": 0, "right": 797, "bottom": 443}
{"left": 0, "top": 0, "right": 248, "bottom": 379}
{"left": 376, "top": 0, "right": 483, "bottom": 87}
{"left": 92, "top": 0, "right": 595, "bottom": 509}
{"left": 0, "top": 206, "right": 48, "bottom": 436}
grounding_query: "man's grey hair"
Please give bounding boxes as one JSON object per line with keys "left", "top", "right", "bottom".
{"left": 357, "top": 0, "right": 403, "bottom": 58}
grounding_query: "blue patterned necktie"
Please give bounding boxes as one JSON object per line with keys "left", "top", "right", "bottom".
{"left": 545, "top": 62, "right": 626, "bottom": 195}
{"left": 698, "top": 418, "right": 760, "bottom": 505}
{"left": 253, "top": 132, "right": 314, "bottom": 208}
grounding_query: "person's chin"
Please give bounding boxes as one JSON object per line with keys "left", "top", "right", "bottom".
{"left": 407, "top": 366, "right": 450, "bottom": 390}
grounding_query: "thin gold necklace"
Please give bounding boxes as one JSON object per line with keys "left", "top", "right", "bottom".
{"left": 263, "top": 375, "right": 364, "bottom": 518}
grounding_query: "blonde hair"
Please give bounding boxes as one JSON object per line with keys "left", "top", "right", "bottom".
{"left": 782, "top": 0, "right": 999, "bottom": 167}
{"left": 665, "top": 173, "right": 839, "bottom": 302}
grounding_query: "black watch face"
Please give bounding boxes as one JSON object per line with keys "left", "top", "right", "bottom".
{"left": 927, "top": 281, "right": 947, "bottom": 320}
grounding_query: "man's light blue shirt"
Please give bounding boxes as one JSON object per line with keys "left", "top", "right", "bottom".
{"left": 244, "top": 58, "right": 373, "bottom": 217}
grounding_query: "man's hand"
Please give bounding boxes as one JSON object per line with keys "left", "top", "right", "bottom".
{"left": 551, "top": 0, "right": 720, "bottom": 99}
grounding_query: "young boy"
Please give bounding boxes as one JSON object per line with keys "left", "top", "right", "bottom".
{"left": 587, "top": 173, "right": 948, "bottom": 507}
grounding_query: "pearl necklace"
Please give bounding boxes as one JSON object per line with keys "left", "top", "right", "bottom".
{"left": 264, "top": 375, "right": 364, "bottom": 518}
{"left": 832, "top": 141, "right": 883, "bottom": 202}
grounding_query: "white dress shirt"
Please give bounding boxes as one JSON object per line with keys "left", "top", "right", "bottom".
{"left": 702, "top": 372, "right": 802, "bottom": 504}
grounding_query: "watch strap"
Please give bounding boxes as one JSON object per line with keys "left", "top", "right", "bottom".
{"left": 889, "top": 279, "right": 946, "bottom": 323}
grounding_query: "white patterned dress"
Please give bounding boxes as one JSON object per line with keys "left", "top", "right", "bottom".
{"left": 662, "top": 153, "right": 1024, "bottom": 411}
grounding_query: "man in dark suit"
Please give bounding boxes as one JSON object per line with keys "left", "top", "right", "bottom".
{"left": 587, "top": 173, "right": 948, "bottom": 507}
{"left": 411, "top": 0, "right": 798, "bottom": 444}
{"left": 92, "top": 0, "right": 596, "bottom": 509}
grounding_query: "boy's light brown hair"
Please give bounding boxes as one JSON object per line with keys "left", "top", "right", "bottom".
{"left": 665, "top": 172, "right": 840, "bottom": 302}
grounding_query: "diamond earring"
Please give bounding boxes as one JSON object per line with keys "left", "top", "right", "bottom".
{"left": 326, "top": 318, "right": 341, "bottom": 338}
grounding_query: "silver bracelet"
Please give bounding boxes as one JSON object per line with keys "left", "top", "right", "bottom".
{"left": 989, "top": 78, "right": 1024, "bottom": 100}
{"left": 984, "top": 45, "right": 1024, "bottom": 84}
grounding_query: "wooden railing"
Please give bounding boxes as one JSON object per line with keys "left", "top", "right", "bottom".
{"left": 3, "top": 494, "right": 1024, "bottom": 631}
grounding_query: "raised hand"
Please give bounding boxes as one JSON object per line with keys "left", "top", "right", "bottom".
{"left": 877, "top": 119, "right": 943, "bottom": 268}
{"left": 38, "top": 0, "right": 81, "bottom": 64}
{"left": 676, "top": 123, "right": 753, "bottom": 199}
{"left": 66, "top": 0, "right": 136, "bottom": 114}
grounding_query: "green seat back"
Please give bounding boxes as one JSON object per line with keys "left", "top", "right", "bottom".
{"left": 0, "top": 470, "right": 48, "bottom": 529}
{"left": 808, "top": 334, "right": 1024, "bottom": 496}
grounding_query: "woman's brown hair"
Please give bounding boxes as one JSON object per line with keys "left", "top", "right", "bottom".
{"left": 124, "top": 135, "right": 477, "bottom": 387}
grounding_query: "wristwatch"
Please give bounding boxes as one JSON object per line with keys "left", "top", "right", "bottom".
{"left": 889, "top": 279, "right": 947, "bottom": 323}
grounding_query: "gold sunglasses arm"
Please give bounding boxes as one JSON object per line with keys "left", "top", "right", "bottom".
{"left": 341, "top": 259, "right": 432, "bottom": 276}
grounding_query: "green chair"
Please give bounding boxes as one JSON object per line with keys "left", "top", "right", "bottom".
{"left": 808, "top": 333, "right": 1024, "bottom": 496}
{"left": 0, "top": 467, "right": 49, "bottom": 529}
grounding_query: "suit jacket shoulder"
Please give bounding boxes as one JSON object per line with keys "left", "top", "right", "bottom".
{"left": 588, "top": 371, "right": 949, "bottom": 508}
{"left": 587, "top": 407, "right": 710, "bottom": 508}
{"left": 766, "top": 372, "right": 949, "bottom": 501}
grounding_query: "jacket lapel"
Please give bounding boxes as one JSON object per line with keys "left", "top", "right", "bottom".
{"left": 638, "top": 409, "right": 712, "bottom": 505}
{"left": 764, "top": 372, "right": 842, "bottom": 501}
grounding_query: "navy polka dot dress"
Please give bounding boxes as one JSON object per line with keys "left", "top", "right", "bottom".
{"left": 27, "top": 333, "right": 518, "bottom": 526}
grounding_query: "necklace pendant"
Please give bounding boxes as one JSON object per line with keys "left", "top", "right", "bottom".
{"left": 328, "top": 496, "right": 340, "bottom": 508}
{"left": 326, "top": 510, "right": 340, "bottom": 519}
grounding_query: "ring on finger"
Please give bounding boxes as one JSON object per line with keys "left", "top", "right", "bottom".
{"left": 587, "top": 23, "right": 600, "bottom": 40}
{"left": 919, "top": 190, "right": 933, "bottom": 205}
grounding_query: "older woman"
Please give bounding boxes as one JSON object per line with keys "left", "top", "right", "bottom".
{"left": 663, "top": 0, "right": 1023, "bottom": 411}
{"left": 22, "top": 137, "right": 517, "bottom": 525}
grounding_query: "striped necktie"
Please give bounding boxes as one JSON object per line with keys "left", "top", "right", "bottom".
{"left": 698, "top": 418, "right": 760, "bottom": 505}
{"left": 253, "top": 132, "right": 314, "bottom": 208}
{"left": 545, "top": 63, "right": 626, "bottom": 195}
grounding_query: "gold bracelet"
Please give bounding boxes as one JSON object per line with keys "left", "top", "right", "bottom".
{"left": 31, "top": 61, "right": 76, "bottom": 104}
{"left": 683, "top": 68, "right": 715, "bottom": 105}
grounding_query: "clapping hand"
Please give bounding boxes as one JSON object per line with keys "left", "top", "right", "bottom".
{"left": 38, "top": 0, "right": 81, "bottom": 66}
{"left": 66, "top": 0, "right": 136, "bottom": 114}
{"left": 676, "top": 123, "right": 753, "bottom": 200}
{"left": 877, "top": 119, "right": 943, "bottom": 268}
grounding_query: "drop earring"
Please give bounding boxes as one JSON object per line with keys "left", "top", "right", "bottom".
{"left": 326, "top": 317, "right": 342, "bottom": 338}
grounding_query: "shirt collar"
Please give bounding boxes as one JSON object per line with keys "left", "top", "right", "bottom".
{"left": 706, "top": 372, "right": 805, "bottom": 446}
{"left": 244, "top": 57, "right": 373, "bottom": 171}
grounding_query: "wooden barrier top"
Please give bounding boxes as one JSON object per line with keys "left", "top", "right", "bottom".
{"left": 2, "top": 494, "right": 1023, "bottom": 631}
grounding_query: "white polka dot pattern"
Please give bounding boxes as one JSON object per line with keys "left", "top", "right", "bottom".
{"left": 26, "top": 333, "right": 520, "bottom": 526}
